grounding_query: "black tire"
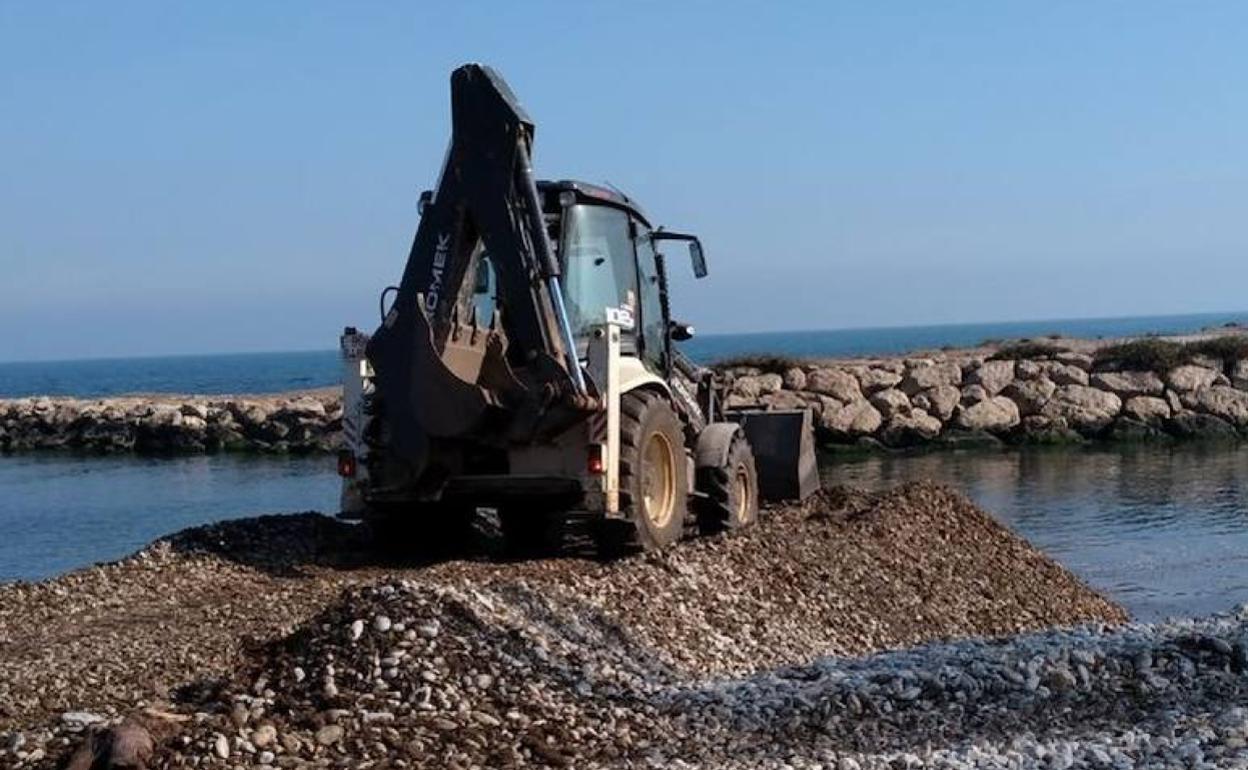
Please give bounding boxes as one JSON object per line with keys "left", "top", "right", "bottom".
{"left": 367, "top": 502, "right": 477, "bottom": 558}
{"left": 597, "top": 390, "right": 689, "bottom": 554}
{"left": 498, "top": 505, "right": 567, "bottom": 558}
{"left": 696, "top": 431, "right": 760, "bottom": 534}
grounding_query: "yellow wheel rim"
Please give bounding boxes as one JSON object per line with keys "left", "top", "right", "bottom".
{"left": 734, "top": 466, "right": 753, "bottom": 524}
{"left": 641, "top": 430, "right": 677, "bottom": 529}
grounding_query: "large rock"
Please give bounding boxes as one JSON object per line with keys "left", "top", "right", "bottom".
{"left": 1122, "top": 395, "right": 1171, "bottom": 424}
{"left": 868, "top": 388, "right": 912, "bottom": 419}
{"left": 1054, "top": 351, "right": 1094, "bottom": 370}
{"left": 955, "top": 396, "right": 1020, "bottom": 433}
{"left": 913, "top": 385, "right": 960, "bottom": 421}
{"left": 731, "top": 374, "right": 780, "bottom": 399}
{"left": 1090, "top": 371, "right": 1165, "bottom": 398}
{"left": 964, "top": 360, "right": 1016, "bottom": 396}
{"left": 1232, "top": 359, "right": 1248, "bottom": 390}
{"left": 760, "top": 390, "right": 809, "bottom": 411}
{"left": 1040, "top": 385, "right": 1122, "bottom": 433}
{"left": 1043, "top": 362, "right": 1090, "bottom": 387}
{"left": 1167, "top": 365, "right": 1220, "bottom": 393}
{"left": 850, "top": 366, "right": 903, "bottom": 394}
{"left": 781, "top": 367, "right": 807, "bottom": 391}
{"left": 1167, "top": 412, "right": 1240, "bottom": 440}
{"left": 806, "top": 368, "right": 863, "bottom": 402}
{"left": 880, "top": 409, "right": 943, "bottom": 446}
{"left": 960, "top": 384, "right": 989, "bottom": 405}
{"left": 818, "top": 399, "right": 883, "bottom": 438}
{"left": 1001, "top": 378, "right": 1057, "bottom": 417}
{"left": 899, "top": 361, "right": 961, "bottom": 395}
{"left": 1188, "top": 386, "right": 1248, "bottom": 428}
{"left": 1017, "top": 415, "right": 1086, "bottom": 445}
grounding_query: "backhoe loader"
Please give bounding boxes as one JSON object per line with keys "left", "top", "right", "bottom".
{"left": 338, "top": 64, "right": 817, "bottom": 554}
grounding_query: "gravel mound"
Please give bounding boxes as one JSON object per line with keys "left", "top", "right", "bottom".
{"left": 0, "top": 482, "right": 1130, "bottom": 768}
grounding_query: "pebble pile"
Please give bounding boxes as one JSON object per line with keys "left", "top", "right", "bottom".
{"left": 722, "top": 342, "right": 1248, "bottom": 449}
{"left": 0, "top": 390, "right": 340, "bottom": 453}
{"left": 0, "top": 483, "right": 1148, "bottom": 769}
{"left": 166, "top": 587, "right": 1248, "bottom": 769}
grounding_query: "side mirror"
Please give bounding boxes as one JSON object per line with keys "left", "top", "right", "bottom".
{"left": 689, "top": 240, "right": 708, "bottom": 279}
{"left": 670, "top": 321, "right": 695, "bottom": 342}
{"left": 651, "top": 230, "right": 709, "bottom": 278}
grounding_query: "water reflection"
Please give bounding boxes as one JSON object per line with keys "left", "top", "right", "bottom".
{"left": 826, "top": 445, "right": 1248, "bottom": 622}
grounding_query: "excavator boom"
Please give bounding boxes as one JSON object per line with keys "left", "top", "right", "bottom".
{"left": 366, "top": 64, "right": 587, "bottom": 471}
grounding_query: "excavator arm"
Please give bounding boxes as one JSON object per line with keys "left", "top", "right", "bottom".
{"left": 366, "top": 64, "right": 589, "bottom": 469}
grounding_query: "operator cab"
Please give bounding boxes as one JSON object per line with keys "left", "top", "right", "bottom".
{"left": 463, "top": 179, "right": 707, "bottom": 376}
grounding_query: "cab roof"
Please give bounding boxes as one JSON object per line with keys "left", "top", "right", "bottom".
{"left": 537, "top": 179, "right": 651, "bottom": 227}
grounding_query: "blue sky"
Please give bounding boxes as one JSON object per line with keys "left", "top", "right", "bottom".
{"left": 2, "top": 2, "right": 1246, "bottom": 361}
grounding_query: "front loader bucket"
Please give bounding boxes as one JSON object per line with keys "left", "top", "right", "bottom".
{"left": 726, "top": 408, "right": 820, "bottom": 502}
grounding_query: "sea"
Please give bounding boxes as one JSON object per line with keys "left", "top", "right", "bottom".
{"left": 3, "top": 310, "right": 1246, "bottom": 399}
{"left": 4, "top": 309, "right": 1248, "bottom": 621}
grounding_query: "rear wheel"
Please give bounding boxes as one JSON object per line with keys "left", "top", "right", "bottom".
{"left": 697, "top": 431, "right": 759, "bottom": 534}
{"left": 597, "top": 391, "right": 688, "bottom": 554}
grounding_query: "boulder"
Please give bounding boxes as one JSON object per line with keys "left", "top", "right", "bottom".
{"left": 730, "top": 375, "right": 762, "bottom": 398}
{"left": 1167, "top": 365, "right": 1220, "bottom": 392}
{"left": 1167, "top": 413, "right": 1239, "bottom": 440}
{"left": 899, "top": 361, "right": 962, "bottom": 395}
{"left": 818, "top": 399, "right": 883, "bottom": 438}
{"left": 1233, "top": 359, "right": 1248, "bottom": 390}
{"left": 955, "top": 396, "right": 1021, "bottom": 433}
{"left": 1039, "top": 385, "right": 1122, "bottom": 433}
{"left": 1016, "top": 360, "right": 1045, "bottom": 380}
{"left": 913, "top": 385, "right": 960, "bottom": 421}
{"left": 964, "top": 360, "right": 1016, "bottom": 396}
{"left": 960, "top": 384, "right": 989, "bottom": 405}
{"left": 179, "top": 403, "right": 209, "bottom": 420}
{"left": 1001, "top": 378, "right": 1057, "bottom": 417}
{"left": 1091, "top": 371, "right": 1165, "bottom": 398}
{"left": 850, "top": 366, "right": 903, "bottom": 394}
{"left": 1054, "top": 351, "right": 1094, "bottom": 370}
{"left": 1108, "top": 417, "right": 1166, "bottom": 442}
{"left": 759, "top": 390, "right": 808, "bottom": 411}
{"left": 1165, "top": 388, "right": 1184, "bottom": 415}
{"left": 756, "top": 373, "right": 784, "bottom": 395}
{"left": 868, "top": 388, "right": 912, "bottom": 419}
{"left": 1016, "top": 415, "right": 1086, "bottom": 445}
{"left": 781, "top": 367, "right": 807, "bottom": 391}
{"left": 1122, "top": 395, "right": 1171, "bottom": 424}
{"left": 1043, "top": 362, "right": 1090, "bottom": 387}
{"left": 806, "top": 368, "right": 863, "bottom": 402}
{"left": 880, "top": 409, "right": 943, "bottom": 446}
{"left": 1188, "top": 386, "right": 1248, "bottom": 428}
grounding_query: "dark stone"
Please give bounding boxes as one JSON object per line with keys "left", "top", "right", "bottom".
{"left": 1107, "top": 417, "right": 1168, "bottom": 442}
{"left": 1166, "top": 413, "right": 1240, "bottom": 441}
{"left": 930, "top": 429, "right": 1004, "bottom": 450}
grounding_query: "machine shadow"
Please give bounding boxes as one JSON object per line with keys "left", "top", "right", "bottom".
{"left": 159, "top": 509, "right": 601, "bottom": 578}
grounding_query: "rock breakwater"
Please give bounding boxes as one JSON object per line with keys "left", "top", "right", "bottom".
{"left": 0, "top": 390, "right": 341, "bottom": 454}
{"left": 722, "top": 334, "right": 1248, "bottom": 449}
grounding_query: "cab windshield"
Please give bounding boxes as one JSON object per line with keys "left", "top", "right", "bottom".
{"left": 559, "top": 204, "right": 638, "bottom": 337}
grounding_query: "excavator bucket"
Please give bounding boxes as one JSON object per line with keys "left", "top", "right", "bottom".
{"left": 726, "top": 408, "right": 820, "bottom": 502}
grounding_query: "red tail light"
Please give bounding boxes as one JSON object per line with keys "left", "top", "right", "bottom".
{"left": 587, "top": 444, "right": 605, "bottom": 475}
{"left": 337, "top": 451, "right": 357, "bottom": 478}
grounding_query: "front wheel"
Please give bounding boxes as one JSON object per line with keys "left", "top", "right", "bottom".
{"left": 697, "top": 430, "right": 759, "bottom": 534}
{"left": 597, "top": 391, "right": 689, "bottom": 554}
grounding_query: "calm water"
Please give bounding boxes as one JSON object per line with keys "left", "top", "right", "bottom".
{"left": 2, "top": 445, "right": 1248, "bottom": 622}
{"left": 0, "top": 454, "right": 339, "bottom": 582}
{"left": 3, "top": 311, "right": 1247, "bottom": 398}
{"left": 830, "top": 445, "right": 1248, "bottom": 622}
